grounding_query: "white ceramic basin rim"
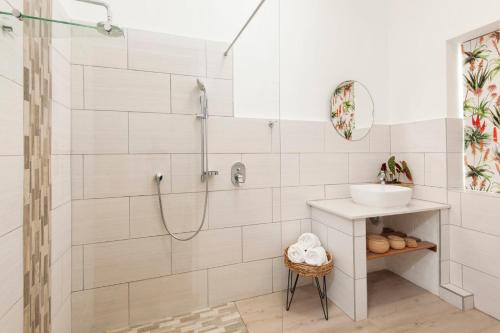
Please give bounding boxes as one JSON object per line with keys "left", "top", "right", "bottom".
{"left": 350, "top": 184, "right": 412, "bottom": 208}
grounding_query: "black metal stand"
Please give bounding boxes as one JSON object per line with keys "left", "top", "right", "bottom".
{"left": 286, "top": 269, "right": 329, "bottom": 320}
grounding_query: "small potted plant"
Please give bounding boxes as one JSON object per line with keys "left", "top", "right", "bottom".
{"left": 379, "top": 156, "right": 413, "bottom": 187}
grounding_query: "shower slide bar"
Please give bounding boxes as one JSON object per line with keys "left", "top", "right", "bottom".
{"left": 224, "top": 0, "right": 266, "bottom": 56}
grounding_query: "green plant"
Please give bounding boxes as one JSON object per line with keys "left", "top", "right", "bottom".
{"left": 379, "top": 156, "right": 413, "bottom": 184}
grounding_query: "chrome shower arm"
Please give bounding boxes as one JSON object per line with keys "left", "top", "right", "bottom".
{"left": 75, "top": 0, "right": 112, "bottom": 22}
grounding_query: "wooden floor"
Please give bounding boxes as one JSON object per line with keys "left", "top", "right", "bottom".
{"left": 235, "top": 270, "right": 500, "bottom": 333}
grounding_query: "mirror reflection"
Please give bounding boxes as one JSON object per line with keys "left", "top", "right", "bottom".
{"left": 330, "top": 80, "right": 374, "bottom": 141}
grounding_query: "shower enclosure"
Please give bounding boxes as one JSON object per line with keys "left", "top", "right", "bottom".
{"left": 0, "top": 0, "right": 347, "bottom": 332}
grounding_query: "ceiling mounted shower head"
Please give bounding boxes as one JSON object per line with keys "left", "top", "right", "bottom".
{"left": 96, "top": 21, "right": 123, "bottom": 37}
{"left": 197, "top": 79, "right": 206, "bottom": 92}
{"left": 76, "top": 0, "right": 124, "bottom": 37}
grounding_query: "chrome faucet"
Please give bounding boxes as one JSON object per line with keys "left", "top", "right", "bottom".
{"left": 378, "top": 171, "right": 386, "bottom": 185}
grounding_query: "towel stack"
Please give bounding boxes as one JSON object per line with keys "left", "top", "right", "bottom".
{"left": 287, "top": 233, "right": 327, "bottom": 266}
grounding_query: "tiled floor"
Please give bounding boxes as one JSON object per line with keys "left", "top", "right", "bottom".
{"left": 107, "top": 270, "right": 500, "bottom": 333}
{"left": 106, "top": 303, "right": 248, "bottom": 333}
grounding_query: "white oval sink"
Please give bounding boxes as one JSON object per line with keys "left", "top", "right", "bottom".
{"left": 350, "top": 184, "right": 412, "bottom": 208}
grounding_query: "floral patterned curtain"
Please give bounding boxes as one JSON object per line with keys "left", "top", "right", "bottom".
{"left": 462, "top": 31, "right": 500, "bottom": 193}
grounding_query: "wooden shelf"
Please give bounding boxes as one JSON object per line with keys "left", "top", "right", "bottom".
{"left": 367, "top": 241, "right": 437, "bottom": 261}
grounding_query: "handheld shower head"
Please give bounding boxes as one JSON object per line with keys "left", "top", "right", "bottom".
{"left": 196, "top": 79, "right": 206, "bottom": 92}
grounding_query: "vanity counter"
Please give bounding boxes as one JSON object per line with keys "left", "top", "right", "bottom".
{"left": 307, "top": 198, "right": 449, "bottom": 220}
{"left": 306, "top": 197, "right": 449, "bottom": 321}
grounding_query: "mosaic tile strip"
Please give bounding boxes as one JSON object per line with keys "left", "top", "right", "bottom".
{"left": 22, "top": 0, "right": 52, "bottom": 332}
{"left": 106, "top": 303, "right": 248, "bottom": 333}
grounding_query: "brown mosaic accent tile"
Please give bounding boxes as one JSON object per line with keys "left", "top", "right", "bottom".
{"left": 106, "top": 303, "right": 248, "bottom": 333}
{"left": 22, "top": 0, "right": 52, "bottom": 332}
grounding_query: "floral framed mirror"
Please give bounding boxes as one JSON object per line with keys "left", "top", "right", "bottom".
{"left": 330, "top": 80, "right": 374, "bottom": 141}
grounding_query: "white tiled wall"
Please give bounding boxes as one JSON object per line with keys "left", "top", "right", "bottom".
{"left": 0, "top": 2, "right": 23, "bottom": 331}
{"left": 51, "top": 2, "right": 73, "bottom": 331}
{"left": 70, "top": 26, "right": 391, "bottom": 333}
{"left": 392, "top": 117, "right": 500, "bottom": 320}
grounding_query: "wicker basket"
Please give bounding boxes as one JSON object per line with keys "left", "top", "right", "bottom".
{"left": 284, "top": 247, "right": 333, "bottom": 277}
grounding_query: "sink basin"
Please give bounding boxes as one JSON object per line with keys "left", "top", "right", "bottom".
{"left": 350, "top": 184, "right": 412, "bottom": 208}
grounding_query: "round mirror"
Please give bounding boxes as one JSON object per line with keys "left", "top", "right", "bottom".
{"left": 330, "top": 80, "right": 374, "bottom": 141}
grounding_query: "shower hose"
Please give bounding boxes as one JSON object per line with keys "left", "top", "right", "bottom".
{"left": 155, "top": 172, "right": 208, "bottom": 242}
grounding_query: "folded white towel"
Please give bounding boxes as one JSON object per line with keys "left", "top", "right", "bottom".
{"left": 287, "top": 243, "right": 306, "bottom": 263}
{"left": 304, "top": 246, "right": 327, "bottom": 266}
{"left": 297, "top": 233, "right": 321, "bottom": 251}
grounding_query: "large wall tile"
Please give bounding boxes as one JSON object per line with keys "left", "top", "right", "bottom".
{"left": 72, "top": 110, "right": 129, "bottom": 154}
{"left": 450, "top": 226, "right": 500, "bottom": 279}
{"left": 243, "top": 223, "right": 281, "bottom": 261}
{"left": 52, "top": 48, "right": 71, "bottom": 108}
{"left": 72, "top": 245, "right": 83, "bottom": 292}
{"left": 369, "top": 125, "right": 391, "bottom": 152}
{"left": 206, "top": 41, "right": 232, "bottom": 79}
{"left": 129, "top": 113, "right": 201, "bottom": 153}
{"left": 72, "top": 198, "right": 129, "bottom": 245}
{"left": 171, "top": 75, "right": 202, "bottom": 115}
{"left": 299, "top": 153, "right": 348, "bottom": 185}
{"left": 412, "top": 185, "right": 447, "bottom": 203}
{"left": 281, "top": 220, "right": 301, "bottom": 248}
{"left": 0, "top": 12, "right": 23, "bottom": 84}
{"left": 241, "top": 154, "right": 280, "bottom": 188}
{"left": 71, "top": 26, "right": 127, "bottom": 68}
{"left": 208, "top": 117, "right": 272, "bottom": 153}
{"left": 281, "top": 154, "right": 300, "bottom": 186}
{"left": 0, "top": 77, "right": 22, "bottom": 155}
{"left": 446, "top": 118, "right": 463, "bottom": 153}
{"left": 280, "top": 120, "right": 324, "bottom": 153}
{"left": 84, "top": 154, "right": 171, "bottom": 198}
{"left": 348, "top": 153, "right": 388, "bottom": 184}
{"left": 463, "top": 266, "right": 500, "bottom": 320}
{"left": 71, "top": 65, "right": 84, "bottom": 109}
{"left": 327, "top": 227, "right": 355, "bottom": 277}
{"left": 130, "top": 192, "right": 207, "bottom": 237}
{"left": 84, "top": 67, "right": 170, "bottom": 113}
{"left": 72, "top": 284, "right": 129, "bottom": 333}
{"left": 130, "top": 270, "right": 208, "bottom": 324}
{"left": 0, "top": 298, "right": 22, "bottom": 333}
{"left": 280, "top": 186, "right": 324, "bottom": 221}
{"left": 52, "top": 102, "right": 71, "bottom": 154}
{"left": 128, "top": 29, "right": 206, "bottom": 76}
{"left": 206, "top": 78, "right": 233, "bottom": 116}
{"left": 208, "top": 154, "right": 242, "bottom": 191}
{"left": 172, "top": 227, "right": 241, "bottom": 273}
{"left": 0, "top": 228, "right": 22, "bottom": 319}
{"left": 51, "top": 250, "right": 71, "bottom": 317}
{"left": 390, "top": 153, "right": 424, "bottom": 185}
{"left": 447, "top": 190, "right": 461, "bottom": 226}
{"left": 171, "top": 154, "right": 240, "bottom": 193}
{"left": 325, "top": 184, "right": 350, "bottom": 199}
{"left": 71, "top": 155, "right": 83, "bottom": 200}
{"left": 0, "top": 156, "right": 23, "bottom": 236}
{"left": 461, "top": 192, "right": 500, "bottom": 236}
{"left": 325, "top": 123, "right": 370, "bottom": 153}
{"left": 208, "top": 259, "right": 272, "bottom": 306}
{"left": 424, "top": 153, "right": 447, "bottom": 188}
{"left": 391, "top": 119, "right": 446, "bottom": 153}
{"left": 84, "top": 236, "right": 171, "bottom": 288}
{"left": 51, "top": 202, "right": 71, "bottom": 262}
{"left": 52, "top": 155, "right": 71, "bottom": 208}
{"left": 52, "top": 297, "right": 71, "bottom": 333}
{"left": 209, "top": 189, "right": 272, "bottom": 228}
{"left": 447, "top": 153, "right": 464, "bottom": 189}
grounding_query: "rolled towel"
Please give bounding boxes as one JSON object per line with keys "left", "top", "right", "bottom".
{"left": 297, "top": 233, "right": 321, "bottom": 251}
{"left": 287, "top": 243, "right": 306, "bottom": 263}
{"left": 304, "top": 246, "right": 327, "bottom": 266}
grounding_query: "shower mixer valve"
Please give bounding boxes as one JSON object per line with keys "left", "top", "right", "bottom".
{"left": 231, "top": 162, "right": 246, "bottom": 185}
